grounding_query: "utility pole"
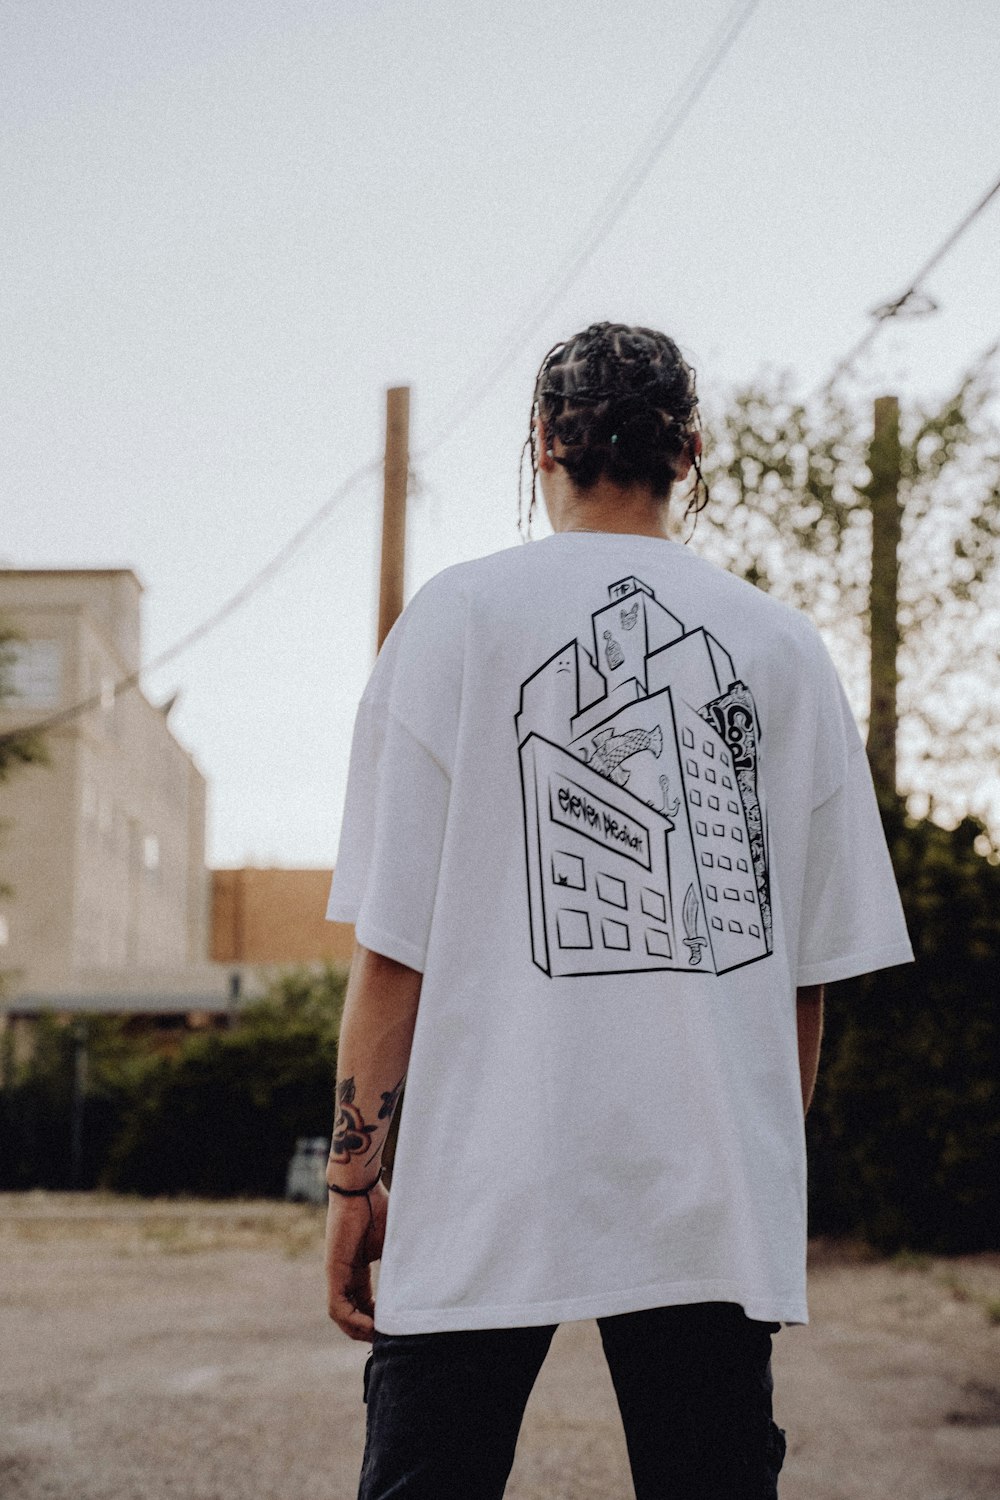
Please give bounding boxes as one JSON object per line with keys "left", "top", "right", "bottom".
{"left": 375, "top": 384, "right": 410, "bottom": 1187}
{"left": 377, "top": 386, "right": 410, "bottom": 652}
{"left": 866, "top": 395, "right": 902, "bottom": 803}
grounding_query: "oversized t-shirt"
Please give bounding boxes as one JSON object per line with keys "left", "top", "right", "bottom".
{"left": 326, "top": 530, "right": 914, "bottom": 1333}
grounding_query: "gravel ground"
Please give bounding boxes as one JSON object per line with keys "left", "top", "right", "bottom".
{"left": 1, "top": 1193, "right": 998, "bottom": 1499}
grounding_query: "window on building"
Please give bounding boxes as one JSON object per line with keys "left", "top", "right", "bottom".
{"left": 5, "top": 639, "right": 62, "bottom": 708}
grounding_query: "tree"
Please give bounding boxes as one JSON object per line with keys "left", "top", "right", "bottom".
{"left": 0, "top": 622, "right": 49, "bottom": 995}
{"left": 692, "top": 342, "right": 1000, "bottom": 839}
{"left": 0, "top": 623, "right": 48, "bottom": 781}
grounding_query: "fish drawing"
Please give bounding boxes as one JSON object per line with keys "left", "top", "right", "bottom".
{"left": 619, "top": 600, "right": 640, "bottom": 631}
{"left": 603, "top": 630, "right": 625, "bottom": 670}
{"left": 579, "top": 723, "right": 662, "bottom": 786}
{"left": 682, "top": 883, "right": 708, "bottom": 966}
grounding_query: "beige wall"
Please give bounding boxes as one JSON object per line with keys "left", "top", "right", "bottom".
{"left": 211, "top": 867, "right": 354, "bottom": 966}
{"left": 0, "top": 570, "right": 209, "bottom": 998}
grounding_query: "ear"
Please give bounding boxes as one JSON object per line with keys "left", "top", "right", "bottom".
{"left": 535, "top": 416, "right": 557, "bottom": 471}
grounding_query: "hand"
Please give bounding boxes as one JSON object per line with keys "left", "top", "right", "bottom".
{"left": 325, "top": 1181, "right": 389, "bottom": 1343}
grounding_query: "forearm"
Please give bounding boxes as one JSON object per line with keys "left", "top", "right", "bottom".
{"left": 327, "top": 942, "right": 423, "bottom": 1190}
{"left": 795, "top": 984, "right": 824, "bottom": 1116}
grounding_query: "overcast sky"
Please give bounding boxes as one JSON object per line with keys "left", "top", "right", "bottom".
{"left": 4, "top": 0, "right": 999, "bottom": 866}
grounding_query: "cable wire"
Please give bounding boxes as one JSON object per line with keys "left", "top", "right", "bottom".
{"left": 2, "top": 4, "right": 764, "bottom": 748}
{"left": 0, "top": 455, "right": 381, "bottom": 744}
{"left": 416, "top": 0, "right": 765, "bottom": 460}
{"left": 818, "top": 168, "right": 1000, "bottom": 394}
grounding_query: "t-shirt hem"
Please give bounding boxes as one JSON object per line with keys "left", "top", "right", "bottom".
{"left": 796, "top": 940, "right": 914, "bottom": 987}
{"left": 347, "top": 914, "right": 427, "bottom": 973}
{"left": 373, "top": 1277, "right": 808, "bottom": 1334}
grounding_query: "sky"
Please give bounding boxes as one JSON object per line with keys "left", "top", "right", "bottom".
{"left": 3, "top": 0, "right": 999, "bottom": 867}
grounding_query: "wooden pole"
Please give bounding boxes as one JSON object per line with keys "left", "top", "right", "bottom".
{"left": 866, "top": 394, "right": 902, "bottom": 802}
{"left": 374, "top": 384, "right": 410, "bottom": 1188}
{"left": 377, "top": 386, "right": 410, "bottom": 653}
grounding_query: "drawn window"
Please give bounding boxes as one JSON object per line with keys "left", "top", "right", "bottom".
{"left": 695, "top": 820, "right": 708, "bottom": 836}
{"left": 701, "top": 852, "right": 713, "bottom": 868}
{"left": 749, "top": 924, "right": 761, "bottom": 938}
{"left": 645, "top": 928, "right": 672, "bottom": 958}
{"left": 705, "top": 884, "right": 718, "bottom": 901}
{"left": 724, "top": 887, "right": 740, "bottom": 901}
{"left": 689, "top": 789, "right": 702, "bottom": 806}
{"left": 708, "top": 795, "right": 720, "bottom": 810}
{"left": 640, "top": 888, "right": 666, "bottom": 922}
{"left": 712, "top": 823, "right": 725, "bottom": 837}
{"left": 744, "top": 889, "right": 756, "bottom": 902}
{"left": 682, "top": 727, "right": 695, "bottom": 748}
{"left": 596, "top": 872, "right": 628, "bottom": 909}
{"left": 728, "top": 800, "right": 739, "bottom": 814}
{"left": 736, "top": 858, "right": 749, "bottom": 872}
{"left": 702, "top": 740, "right": 715, "bottom": 758}
{"left": 601, "top": 918, "right": 630, "bottom": 951}
{"left": 686, "top": 759, "right": 699, "bottom": 777}
{"left": 718, "top": 855, "right": 732, "bottom": 870}
{"left": 728, "top": 920, "right": 743, "bottom": 934}
{"left": 711, "top": 916, "right": 724, "bottom": 931}
{"left": 551, "top": 851, "right": 586, "bottom": 890}
{"left": 557, "top": 909, "right": 592, "bottom": 950}
{"left": 722, "top": 775, "right": 733, "bottom": 789}
{"left": 720, "top": 751, "right": 730, "bottom": 766}
{"left": 731, "top": 827, "right": 743, "bottom": 843}
{"left": 705, "top": 768, "right": 716, "bottom": 783}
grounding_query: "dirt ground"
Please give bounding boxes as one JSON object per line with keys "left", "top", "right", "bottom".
{"left": 1, "top": 1194, "right": 998, "bottom": 1500}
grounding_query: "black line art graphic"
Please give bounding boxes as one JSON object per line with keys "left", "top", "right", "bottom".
{"left": 514, "top": 575, "right": 773, "bottom": 979}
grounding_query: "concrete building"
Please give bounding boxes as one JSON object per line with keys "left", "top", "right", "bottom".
{"left": 0, "top": 568, "right": 209, "bottom": 997}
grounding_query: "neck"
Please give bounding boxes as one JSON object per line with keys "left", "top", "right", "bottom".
{"left": 543, "top": 473, "right": 679, "bottom": 540}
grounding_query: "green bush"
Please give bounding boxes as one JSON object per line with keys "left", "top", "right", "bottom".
{"left": 104, "top": 965, "right": 345, "bottom": 1197}
{"left": 0, "top": 963, "right": 346, "bottom": 1196}
{"left": 805, "top": 799, "right": 1000, "bottom": 1253}
{"left": 0, "top": 1013, "right": 157, "bottom": 1189}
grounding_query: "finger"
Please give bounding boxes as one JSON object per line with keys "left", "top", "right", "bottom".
{"left": 329, "top": 1295, "right": 375, "bottom": 1342}
{"left": 345, "top": 1268, "right": 375, "bottom": 1321}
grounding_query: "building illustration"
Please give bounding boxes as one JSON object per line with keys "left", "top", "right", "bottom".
{"left": 515, "top": 575, "right": 773, "bottom": 979}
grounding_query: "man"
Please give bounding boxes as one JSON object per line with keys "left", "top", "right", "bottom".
{"left": 323, "top": 323, "right": 913, "bottom": 1498}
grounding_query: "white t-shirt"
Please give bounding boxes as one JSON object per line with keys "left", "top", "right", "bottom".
{"left": 326, "top": 531, "right": 913, "bottom": 1332}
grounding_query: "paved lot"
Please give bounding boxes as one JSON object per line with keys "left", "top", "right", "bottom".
{"left": 1, "top": 1195, "right": 998, "bottom": 1499}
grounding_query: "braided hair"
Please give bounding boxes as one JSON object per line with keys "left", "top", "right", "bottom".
{"left": 518, "top": 321, "right": 708, "bottom": 541}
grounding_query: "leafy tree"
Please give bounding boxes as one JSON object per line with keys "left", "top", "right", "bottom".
{"left": 0, "top": 623, "right": 48, "bottom": 781}
{"left": 0, "top": 622, "right": 49, "bottom": 995}
{"left": 693, "top": 343, "right": 1000, "bottom": 833}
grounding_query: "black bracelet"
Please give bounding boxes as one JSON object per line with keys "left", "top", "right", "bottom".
{"left": 327, "top": 1172, "right": 382, "bottom": 1198}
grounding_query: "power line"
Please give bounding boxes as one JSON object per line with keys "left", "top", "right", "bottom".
{"left": 819, "top": 168, "right": 1000, "bottom": 394}
{"left": 416, "top": 0, "right": 765, "bottom": 460}
{"left": 2, "top": 5, "right": 764, "bottom": 747}
{"left": 0, "top": 455, "right": 381, "bottom": 744}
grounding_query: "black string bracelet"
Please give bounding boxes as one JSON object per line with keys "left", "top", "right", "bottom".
{"left": 327, "top": 1173, "right": 382, "bottom": 1198}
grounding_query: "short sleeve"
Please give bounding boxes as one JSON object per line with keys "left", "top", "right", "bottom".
{"left": 796, "top": 743, "right": 914, "bottom": 986}
{"left": 326, "top": 700, "right": 451, "bottom": 972}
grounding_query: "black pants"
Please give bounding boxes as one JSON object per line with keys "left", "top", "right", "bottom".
{"left": 358, "top": 1301, "right": 787, "bottom": 1499}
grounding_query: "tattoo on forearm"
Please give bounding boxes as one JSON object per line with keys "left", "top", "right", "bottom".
{"left": 331, "top": 1076, "right": 378, "bottom": 1163}
{"left": 379, "top": 1077, "right": 404, "bottom": 1120}
{"left": 330, "top": 1074, "right": 405, "bottom": 1166}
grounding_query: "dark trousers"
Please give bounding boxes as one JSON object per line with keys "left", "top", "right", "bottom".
{"left": 358, "top": 1301, "right": 788, "bottom": 1499}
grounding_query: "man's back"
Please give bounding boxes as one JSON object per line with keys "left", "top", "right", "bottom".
{"left": 326, "top": 531, "right": 912, "bottom": 1336}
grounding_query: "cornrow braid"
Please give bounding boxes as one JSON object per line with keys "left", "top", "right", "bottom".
{"left": 517, "top": 321, "right": 709, "bottom": 542}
